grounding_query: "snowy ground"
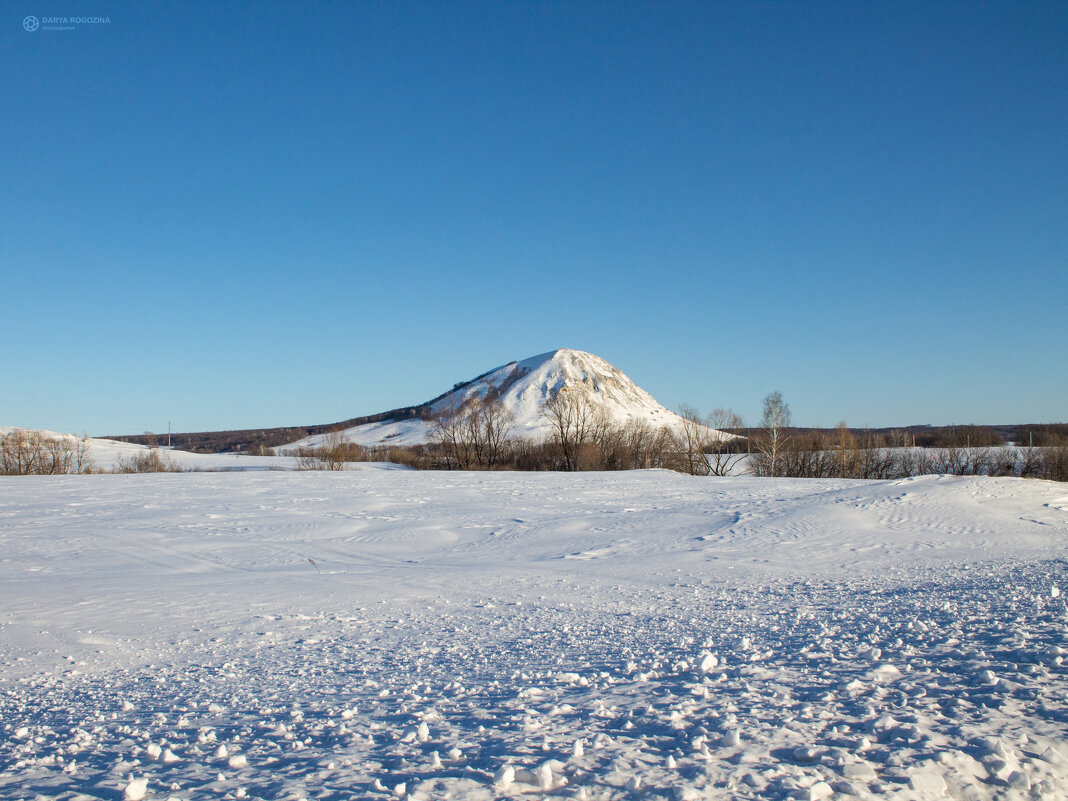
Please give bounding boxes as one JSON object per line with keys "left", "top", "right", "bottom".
{"left": 1, "top": 471, "right": 1066, "bottom": 800}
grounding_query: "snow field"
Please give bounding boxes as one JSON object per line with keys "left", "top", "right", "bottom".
{"left": 1, "top": 471, "right": 1066, "bottom": 800}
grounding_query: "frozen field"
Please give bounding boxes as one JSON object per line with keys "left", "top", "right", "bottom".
{"left": 1, "top": 470, "right": 1066, "bottom": 800}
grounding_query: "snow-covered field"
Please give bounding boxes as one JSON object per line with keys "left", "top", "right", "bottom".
{"left": 1, "top": 471, "right": 1066, "bottom": 800}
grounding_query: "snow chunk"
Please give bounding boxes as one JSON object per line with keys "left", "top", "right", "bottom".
{"left": 228, "top": 753, "right": 248, "bottom": 769}
{"left": 493, "top": 765, "right": 515, "bottom": 789}
{"left": 123, "top": 778, "right": 149, "bottom": 801}
{"left": 908, "top": 770, "right": 947, "bottom": 796}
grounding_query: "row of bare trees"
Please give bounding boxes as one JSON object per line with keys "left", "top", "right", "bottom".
{"left": 671, "top": 404, "right": 745, "bottom": 476}
{"left": 543, "top": 387, "right": 676, "bottom": 471}
{"left": 421, "top": 389, "right": 743, "bottom": 474}
{"left": 764, "top": 429, "right": 1068, "bottom": 480}
{"left": 429, "top": 390, "right": 663, "bottom": 471}
{"left": 753, "top": 429, "right": 1068, "bottom": 481}
{"left": 431, "top": 396, "right": 515, "bottom": 469}
{"left": 0, "top": 430, "right": 94, "bottom": 475}
{"left": 260, "top": 389, "right": 1068, "bottom": 483}
{"left": 0, "top": 429, "right": 195, "bottom": 475}
{"left": 745, "top": 392, "right": 1068, "bottom": 482}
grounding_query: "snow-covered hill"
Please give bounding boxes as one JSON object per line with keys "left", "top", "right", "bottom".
{"left": 285, "top": 348, "right": 707, "bottom": 449}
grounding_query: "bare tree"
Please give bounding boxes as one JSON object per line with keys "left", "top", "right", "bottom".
{"left": 672, "top": 404, "right": 713, "bottom": 476}
{"left": 831, "top": 421, "right": 856, "bottom": 478}
{"left": 294, "top": 430, "right": 366, "bottom": 470}
{"left": 592, "top": 418, "right": 634, "bottom": 471}
{"left": 74, "top": 435, "right": 93, "bottom": 473}
{"left": 1, "top": 430, "right": 37, "bottom": 474}
{"left": 544, "top": 387, "right": 598, "bottom": 471}
{"left": 854, "top": 433, "right": 897, "bottom": 479}
{"left": 751, "top": 391, "right": 791, "bottom": 477}
{"left": 707, "top": 408, "right": 745, "bottom": 476}
{"left": 583, "top": 407, "right": 616, "bottom": 470}
{"left": 621, "top": 419, "right": 656, "bottom": 469}
{"left": 321, "top": 431, "right": 349, "bottom": 470}
{"left": 1019, "top": 442, "right": 1044, "bottom": 477}
{"left": 431, "top": 396, "right": 515, "bottom": 469}
{"left": 0, "top": 430, "right": 94, "bottom": 475}
{"left": 1043, "top": 441, "right": 1068, "bottom": 482}
{"left": 430, "top": 401, "right": 477, "bottom": 469}
{"left": 470, "top": 397, "right": 515, "bottom": 468}
{"left": 779, "top": 431, "right": 832, "bottom": 478}
{"left": 292, "top": 431, "right": 354, "bottom": 470}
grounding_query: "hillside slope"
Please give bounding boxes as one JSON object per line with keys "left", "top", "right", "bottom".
{"left": 283, "top": 348, "right": 704, "bottom": 449}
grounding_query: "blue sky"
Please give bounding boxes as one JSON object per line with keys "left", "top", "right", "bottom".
{"left": 2, "top": 0, "right": 1065, "bottom": 434}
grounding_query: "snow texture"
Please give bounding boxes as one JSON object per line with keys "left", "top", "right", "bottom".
{"left": 1, "top": 470, "right": 1067, "bottom": 801}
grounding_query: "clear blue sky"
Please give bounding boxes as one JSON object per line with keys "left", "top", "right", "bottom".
{"left": 2, "top": 0, "right": 1065, "bottom": 435}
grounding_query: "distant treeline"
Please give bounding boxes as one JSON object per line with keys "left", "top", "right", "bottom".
{"left": 109, "top": 419, "right": 1068, "bottom": 457}
{"left": 300, "top": 437, "right": 1068, "bottom": 483}
{"left": 286, "top": 394, "right": 1068, "bottom": 483}
{"left": 729, "top": 423, "right": 1068, "bottom": 449}
{"left": 104, "top": 406, "right": 429, "bottom": 454}
{"left": 7, "top": 393, "right": 1067, "bottom": 482}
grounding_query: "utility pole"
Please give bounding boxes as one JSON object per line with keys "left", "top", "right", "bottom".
{"left": 168, "top": 421, "right": 171, "bottom": 449}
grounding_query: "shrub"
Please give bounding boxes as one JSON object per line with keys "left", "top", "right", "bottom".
{"left": 114, "top": 448, "right": 182, "bottom": 473}
{"left": 293, "top": 432, "right": 355, "bottom": 470}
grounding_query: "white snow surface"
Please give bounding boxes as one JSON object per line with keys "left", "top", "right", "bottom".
{"left": 282, "top": 349, "right": 711, "bottom": 449}
{"left": 2, "top": 470, "right": 1067, "bottom": 800}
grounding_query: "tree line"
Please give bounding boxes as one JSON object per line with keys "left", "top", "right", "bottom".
{"left": 4, "top": 393, "right": 1065, "bottom": 481}
{"left": 295, "top": 390, "right": 1067, "bottom": 483}
{"left": 1, "top": 429, "right": 183, "bottom": 475}
{"left": 744, "top": 393, "right": 1066, "bottom": 481}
